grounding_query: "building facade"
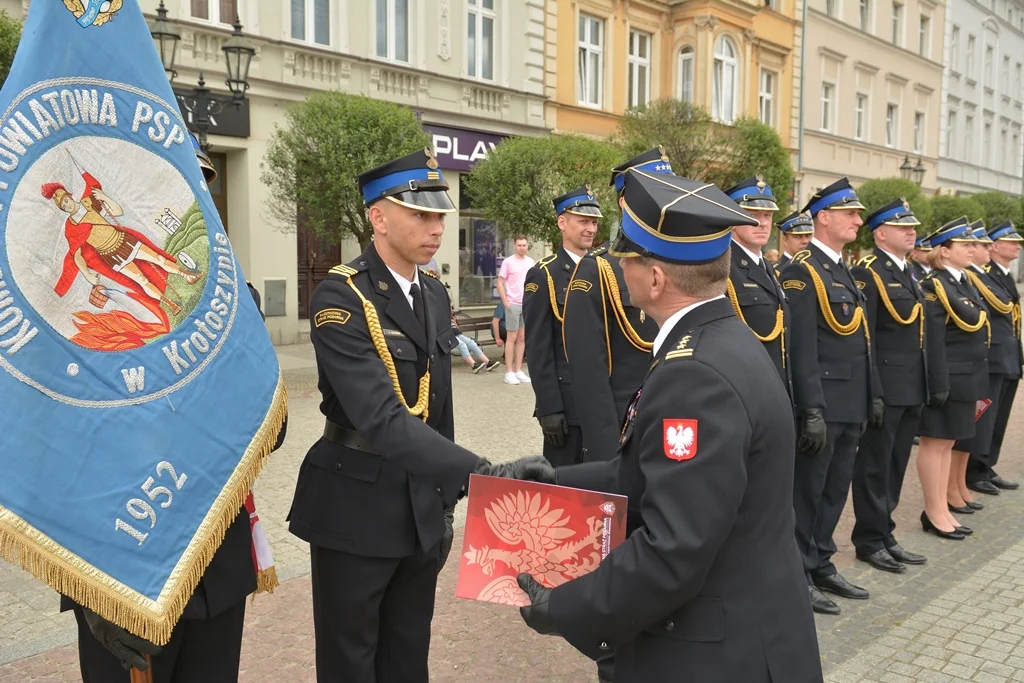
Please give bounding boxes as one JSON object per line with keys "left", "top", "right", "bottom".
{"left": 543, "top": 0, "right": 804, "bottom": 164}
{"left": 3, "top": 0, "right": 550, "bottom": 342}
{"left": 937, "top": 0, "right": 1024, "bottom": 197}
{"left": 798, "top": 0, "right": 947, "bottom": 207}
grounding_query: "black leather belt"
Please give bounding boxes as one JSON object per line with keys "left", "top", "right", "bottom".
{"left": 323, "top": 420, "right": 377, "bottom": 454}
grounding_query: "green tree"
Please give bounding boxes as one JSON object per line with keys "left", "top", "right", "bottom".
{"left": 928, "top": 195, "right": 985, "bottom": 233}
{"left": 260, "top": 92, "right": 429, "bottom": 250}
{"left": 463, "top": 133, "right": 623, "bottom": 247}
{"left": 851, "top": 177, "right": 933, "bottom": 249}
{"left": 0, "top": 10, "right": 22, "bottom": 90}
{"left": 718, "top": 117, "right": 795, "bottom": 213}
{"left": 970, "top": 191, "right": 1023, "bottom": 228}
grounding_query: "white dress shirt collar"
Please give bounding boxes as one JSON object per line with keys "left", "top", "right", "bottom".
{"left": 811, "top": 237, "right": 842, "bottom": 264}
{"left": 653, "top": 296, "right": 726, "bottom": 356}
{"left": 877, "top": 247, "right": 906, "bottom": 271}
{"left": 943, "top": 265, "right": 964, "bottom": 282}
{"left": 386, "top": 265, "right": 421, "bottom": 308}
{"left": 732, "top": 239, "right": 762, "bottom": 266}
{"left": 995, "top": 261, "right": 1011, "bottom": 276}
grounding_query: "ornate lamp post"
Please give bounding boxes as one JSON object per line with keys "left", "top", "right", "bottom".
{"left": 899, "top": 155, "right": 913, "bottom": 181}
{"left": 912, "top": 157, "right": 926, "bottom": 186}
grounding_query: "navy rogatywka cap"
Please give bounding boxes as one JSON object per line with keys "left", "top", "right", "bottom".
{"left": 609, "top": 169, "right": 757, "bottom": 264}
{"left": 723, "top": 175, "right": 780, "bottom": 212}
{"left": 553, "top": 185, "right": 603, "bottom": 217}
{"left": 988, "top": 221, "right": 1024, "bottom": 242}
{"left": 802, "top": 177, "right": 865, "bottom": 217}
{"left": 358, "top": 147, "right": 456, "bottom": 213}
{"left": 927, "top": 216, "right": 974, "bottom": 248}
{"left": 864, "top": 197, "right": 919, "bottom": 231}
{"left": 776, "top": 211, "right": 814, "bottom": 235}
{"left": 610, "top": 146, "right": 673, "bottom": 193}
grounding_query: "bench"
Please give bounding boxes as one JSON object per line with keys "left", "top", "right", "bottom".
{"left": 454, "top": 312, "right": 497, "bottom": 347}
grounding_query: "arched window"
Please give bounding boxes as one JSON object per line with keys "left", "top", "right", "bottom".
{"left": 713, "top": 36, "right": 738, "bottom": 122}
{"left": 679, "top": 46, "right": 695, "bottom": 103}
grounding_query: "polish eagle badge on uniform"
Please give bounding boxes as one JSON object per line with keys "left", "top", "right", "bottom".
{"left": 663, "top": 419, "right": 698, "bottom": 461}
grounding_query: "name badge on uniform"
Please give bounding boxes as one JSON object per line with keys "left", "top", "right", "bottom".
{"left": 888, "top": 282, "right": 903, "bottom": 288}
{"left": 743, "top": 283, "right": 758, "bottom": 288}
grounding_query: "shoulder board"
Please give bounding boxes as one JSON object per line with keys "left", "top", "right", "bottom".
{"left": 857, "top": 255, "right": 877, "bottom": 268}
{"left": 984, "top": 264, "right": 992, "bottom": 273}
{"left": 419, "top": 268, "right": 440, "bottom": 281}
{"left": 586, "top": 244, "right": 609, "bottom": 258}
{"left": 791, "top": 249, "right": 811, "bottom": 264}
{"left": 329, "top": 264, "right": 358, "bottom": 278}
{"left": 664, "top": 328, "right": 703, "bottom": 361}
{"left": 536, "top": 254, "right": 559, "bottom": 268}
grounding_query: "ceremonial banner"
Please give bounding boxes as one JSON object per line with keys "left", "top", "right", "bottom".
{"left": 0, "top": 1, "right": 285, "bottom": 644}
{"left": 456, "top": 475, "right": 627, "bottom": 606}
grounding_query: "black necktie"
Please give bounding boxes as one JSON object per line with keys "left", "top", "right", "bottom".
{"left": 410, "top": 283, "right": 427, "bottom": 334}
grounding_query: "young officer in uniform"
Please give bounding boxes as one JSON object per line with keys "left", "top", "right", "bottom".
{"left": 523, "top": 186, "right": 601, "bottom": 466}
{"left": 782, "top": 178, "right": 881, "bottom": 615}
{"left": 909, "top": 236, "right": 933, "bottom": 282}
{"left": 517, "top": 168, "right": 823, "bottom": 683}
{"left": 723, "top": 176, "right": 790, "bottom": 392}
{"left": 776, "top": 212, "right": 815, "bottom": 273}
{"left": 287, "top": 148, "right": 555, "bottom": 683}
{"left": 850, "top": 198, "right": 929, "bottom": 575}
{"left": 966, "top": 221, "right": 1023, "bottom": 494}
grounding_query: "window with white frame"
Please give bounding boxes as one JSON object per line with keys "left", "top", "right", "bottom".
{"left": 951, "top": 26, "right": 960, "bottom": 71}
{"left": 860, "top": 0, "right": 871, "bottom": 30}
{"left": 1001, "top": 128, "right": 1009, "bottom": 171}
{"left": 983, "top": 122, "right": 992, "bottom": 166}
{"left": 1002, "top": 55, "right": 1010, "bottom": 93}
{"left": 913, "top": 111, "right": 924, "bottom": 153}
{"left": 192, "top": 0, "right": 237, "bottom": 24}
{"left": 892, "top": 2, "right": 903, "bottom": 45}
{"left": 918, "top": 14, "right": 930, "bottom": 57}
{"left": 759, "top": 70, "right": 776, "bottom": 126}
{"left": 855, "top": 93, "right": 869, "bottom": 139}
{"left": 628, "top": 29, "right": 652, "bottom": 109}
{"left": 578, "top": 14, "right": 604, "bottom": 107}
{"left": 965, "top": 115, "right": 974, "bottom": 162}
{"left": 376, "top": 0, "right": 409, "bottom": 61}
{"left": 967, "top": 35, "right": 976, "bottom": 78}
{"left": 291, "top": 0, "right": 330, "bottom": 45}
{"left": 1014, "top": 132, "right": 1021, "bottom": 173}
{"left": 765, "top": 0, "right": 776, "bottom": 9}
{"left": 947, "top": 110, "right": 958, "bottom": 158}
{"left": 821, "top": 82, "right": 835, "bottom": 132}
{"left": 826, "top": 0, "right": 839, "bottom": 17}
{"left": 985, "top": 44, "right": 993, "bottom": 87}
{"left": 467, "top": 0, "right": 495, "bottom": 81}
{"left": 1017, "top": 62, "right": 1023, "bottom": 95}
{"left": 886, "top": 103, "right": 898, "bottom": 147}
{"left": 713, "top": 35, "right": 739, "bottom": 123}
{"left": 679, "top": 47, "right": 695, "bottom": 104}
{"left": 1020, "top": 14, "right": 1024, "bottom": 31}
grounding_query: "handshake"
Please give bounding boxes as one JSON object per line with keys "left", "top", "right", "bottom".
{"left": 471, "top": 455, "right": 557, "bottom": 484}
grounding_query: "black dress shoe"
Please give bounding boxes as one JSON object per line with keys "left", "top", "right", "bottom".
{"left": 887, "top": 543, "right": 926, "bottom": 565}
{"left": 856, "top": 549, "right": 906, "bottom": 573}
{"left": 948, "top": 503, "right": 974, "bottom": 514}
{"left": 991, "top": 475, "right": 1019, "bottom": 490}
{"left": 968, "top": 480, "right": 1001, "bottom": 495}
{"left": 813, "top": 573, "right": 869, "bottom": 600}
{"left": 921, "top": 512, "right": 965, "bottom": 540}
{"left": 954, "top": 524, "right": 973, "bottom": 535}
{"left": 809, "top": 586, "right": 840, "bottom": 615}
{"left": 966, "top": 500, "right": 984, "bottom": 510}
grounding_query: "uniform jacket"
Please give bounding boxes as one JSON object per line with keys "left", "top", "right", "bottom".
{"left": 908, "top": 260, "right": 931, "bottom": 285}
{"left": 288, "top": 244, "right": 478, "bottom": 558}
{"left": 775, "top": 252, "right": 793, "bottom": 274}
{"left": 550, "top": 298, "right": 822, "bottom": 683}
{"left": 727, "top": 242, "right": 791, "bottom": 394}
{"left": 523, "top": 247, "right": 578, "bottom": 423}
{"left": 921, "top": 269, "right": 989, "bottom": 401}
{"left": 988, "top": 263, "right": 1023, "bottom": 378}
{"left": 562, "top": 245, "right": 657, "bottom": 462}
{"left": 782, "top": 244, "right": 878, "bottom": 423}
{"left": 852, "top": 249, "right": 928, "bottom": 407}
{"left": 969, "top": 264, "right": 1022, "bottom": 378}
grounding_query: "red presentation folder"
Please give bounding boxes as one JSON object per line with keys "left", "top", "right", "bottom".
{"left": 455, "top": 474, "right": 627, "bottom": 606}
{"left": 976, "top": 398, "right": 993, "bottom": 422}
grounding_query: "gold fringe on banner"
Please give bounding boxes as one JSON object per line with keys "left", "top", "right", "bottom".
{"left": 0, "top": 371, "right": 288, "bottom": 646}
{"left": 255, "top": 566, "right": 279, "bottom": 595}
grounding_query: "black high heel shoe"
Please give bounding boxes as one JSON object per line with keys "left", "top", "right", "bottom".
{"left": 966, "top": 500, "right": 984, "bottom": 510}
{"left": 948, "top": 503, "right": 975, "bottom": 514}
{"left": 921, "top": 512, "right": 965, "bottom": 540}
{"left": 954, "top": 524, "right": 973, "bottom": 535}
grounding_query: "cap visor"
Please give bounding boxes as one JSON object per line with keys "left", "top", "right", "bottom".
{"left": 386, "top": 191, "right": 456, "bottom": 213}
{"left": 883, "top": 215, "right": 921, "bottom": 226}
{"left": 785, "top": 227, "right": 814, "bottom": 235}
{"left": 608, "top": 231, "right": 642, "bottom": 258}
{"left": 827, "top": 201, "right": 865, "bottom": 211}
{"left": 738, "top": 199, "right": 780, "bottom": 211}
{"left": 565, "top": 205, "right": 604, "bottom": 217}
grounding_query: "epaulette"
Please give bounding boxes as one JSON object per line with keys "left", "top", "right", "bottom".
{"left": 791, "top": 249, "right": 811, "bottom": 264}
{"left": 984, "top": 264, "right": 992, "bottom": 273}
{"left": 664, "top": 328, "right": 703, "bottom": 361}
{"left": 586, "top": 244, "right": 609, "bottom": 258}
{"left": 419, "top": 268, "right": 441, "bottom": 281}
{"left": 857, "top": 255, "right": 877, "bottom": 268}
{"left": 329, "top": 264, "right": 358, "bottom": 278}
{"left": 536, "top": 253, "right": 559, "bottom": 269}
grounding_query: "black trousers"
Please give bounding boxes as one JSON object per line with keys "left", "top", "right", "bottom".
{"left": 311, "top": 543, "right": 439, "bottom": 683}
{"left": 793, "top": 421, "right": 862, "bottom": 581}
{"left": 73, "top": 600, "right": 246, "bottom": 683}
{"left": 967, "top": 377, "right": 1018, "bottom": 483}
{"left": 542, "top": 424, "right": 583, "bottom": 468}
{"left": 851, "top": 403, "right": 923, "bottom": 555}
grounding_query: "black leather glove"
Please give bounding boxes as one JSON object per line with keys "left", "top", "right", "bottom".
{"left": 870, "top": 398, "right": 885, "bottom": 428}
{"left": 438, "top": 506, "right": 455, "bottom": 574}
{"left": 474, "top": 456, "right": 557, "bottom": 485}
{"left": 81, "top": 607, "right": 160, "bottom": 671}
{"left": 518, "top": 573, "right": 558, "bottom": 635}
{"left": 929, "top": 390, "right": 949, "bottom": 408}
{"left": 799, "top": 408, "right": 827, "bottom": 456}
{"left": 537, "top": 412, "right": 569, "bottom": 448}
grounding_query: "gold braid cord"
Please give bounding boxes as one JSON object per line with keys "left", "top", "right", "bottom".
{"left": 545, "top": 267, "right": 564, "bottom": 323}
{"left": 802, "top": 262, "right": 866, "bottom": 336}
{"left": 725, "top": 280, "right": 786, "bottom": 367}
{"left": 598, "top": 258, "right": 654, "bottom": 353}
{"left": 345, "top": 279, "right": 430, "bottom": 421}
{"left": 868, "top": 269, "right": 924, "bottom": 348}
{"left": 966, "top": 270, "right": 1015, "bottom": 315}
{"left": 931, "top": 278, "right": 991, "bottom": 346}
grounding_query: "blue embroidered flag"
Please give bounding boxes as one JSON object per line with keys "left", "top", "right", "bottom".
{"left": 0, "top": 0, "right": 285, "bottom": 644}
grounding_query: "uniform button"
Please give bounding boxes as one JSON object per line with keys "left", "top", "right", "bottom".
{"left": 396, "top": 348, "right": 403, "bottom": 356}
{"left": 664, "top": 619, "right": 675, "bottom": 631}
{"left": 436, "top": 487, "right": 442, "bottom": 494}
{"left": 598, "top": 641, "right": 609, "bottom": 651}
{"left": 431, "top": 393, "right": 437, "bottom": 401}
{"left": 431, "top": 354, "right": 436, "bottom": 361}
{"left": 335, "top": 464, "right": 342, "bottom": 471}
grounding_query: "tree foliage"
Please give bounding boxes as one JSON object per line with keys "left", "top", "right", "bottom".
{"left": 260, "top": 92, "right": 429, "bottom": 250}
{"left": 852, "top": 177, "right": 933, "bottom": 249}
{"left": 970, "top": 191, "right": 1023, "bottom": 228}
{"left": 928, "top": 195, "right": 985, "bottom": 233}
{"left": 719, "top": 117, "right": 795, "bottom": 214}
{"left": 463, "top": 134, "right": 622, "bottom": 247}
{"left": 0, "top": 10, "right": 22, "bottom": 91}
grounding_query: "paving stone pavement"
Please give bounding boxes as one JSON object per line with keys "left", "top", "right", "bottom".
{"left": 3, "top": 342, "right": 1024, "bottom": 681}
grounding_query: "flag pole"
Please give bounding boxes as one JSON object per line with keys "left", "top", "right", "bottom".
{"left": 130, "top": 656, "right": 154, "bottom": 683}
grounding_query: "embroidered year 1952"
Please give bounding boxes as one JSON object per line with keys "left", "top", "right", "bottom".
{"left": 114, "top": 461, "right": 188, "bottom": 546}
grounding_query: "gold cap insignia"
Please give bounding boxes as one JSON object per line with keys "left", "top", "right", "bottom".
{"left": 425, "top": 148, "right": 439, "bottom": 170}
{"left": 658, "top": 144, "right": 668, "bottom": 161}
{"left": 902, "top": 198, "right": 910, "bottom": 211}
{"left": 756, "top": 174, "right": 766, "bottom": 189}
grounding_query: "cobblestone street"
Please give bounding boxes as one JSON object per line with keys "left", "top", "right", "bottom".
{"left": 4, "top": 342, "right": 1024, "bottom": 682}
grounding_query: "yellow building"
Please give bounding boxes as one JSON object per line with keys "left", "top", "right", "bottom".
{"left": 543, "top": 0, "right": 805, "bottom": 161}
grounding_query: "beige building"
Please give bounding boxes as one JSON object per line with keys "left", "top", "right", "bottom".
{"left": 4, "top": 0, "right": 549, "bottom": 343}
{"left": 798, "top": 0, "right": 947, "bottom": 206}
